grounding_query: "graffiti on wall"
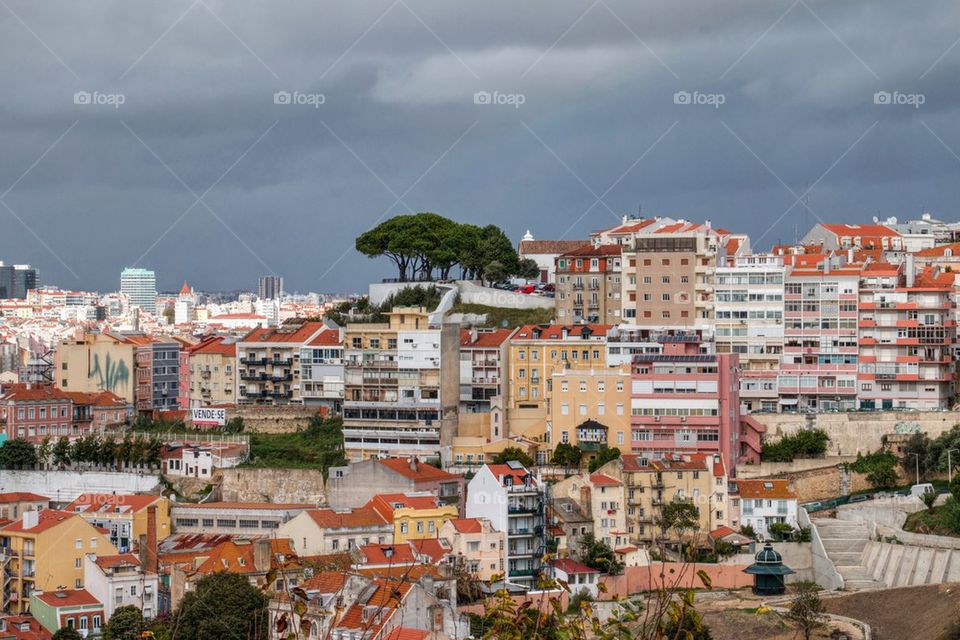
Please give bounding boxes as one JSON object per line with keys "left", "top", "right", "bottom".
{"left": 89, "top": 353, "right": 130, "bottom": 394}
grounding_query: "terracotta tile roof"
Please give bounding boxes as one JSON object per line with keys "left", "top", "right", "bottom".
{"left": 336, "top": 580, "right": 411, "bottom": 636}
{"left": 820, "top": 223, "right": 900, "bottom": 238}
{"left": 93, "top": 553, "right": 141, "bottom": 571}
{"left": 356, "top": 564, "right": 440, "bottom": 581}
{"left": 734, "top": 479, "right": 797, "bottom": 500}
{"left": 558, "top": 244, "right": 623, "bottom": 258}
{"left": 459, "top": 328, "right": 514, "bottom": 348}
{"left": 187, "top": 336, "right": 237, "bottom": 356}
{"left": 519, "top": 239, "right": 589, "bottom": 255}
{"left": 306, "top": 329, "right": 342, "bottom": 346}
{"left": 240, "top": 321, "right": 325, "bottom": 344}
{"left": 0, "top": 492, "right": 47, "bottom": 504}
{"left": 66, "top": 494, "right": 162, "bottom": 515}
{"left": 602, "top": 218, "right": 660, "bottom": 234}
{"left": 194, "top": 538, "right": 298, "bottom": 575}
{"left": 550, "top": 558, "right": 598, "bottom": 574}
{"left": 2, "top": 510, "right": 77, "bottom": 534}
{"left": 589, "top": 473, "right": 621, "bottom": 487}
{"left": 306, "top": 507, "right": 389, "bottom": 529}
{"left": 512, "top": 324, "right": 611, "bottom": 340}
{"left": 0, "top": 385, "right": 69, "bottom": 402}
{"left": 448, "top": 518, "right": 482, "bottom": 534}
{"left": 916, "top": 242, "right": 960, "bottom": 257}
{"left": 359, "top": 543, "right": 417, "bottom": 566}
{"left": 34, "top": 589, "right": 101, "bottom": 608}
{"left": 377, "top": 457, "right": 459, "bottom": 482}
{"left": 299, "top": 571, "right": 348, "bottom": 594}
{"left": 410, "top": 538, "right": 451, "bottom": 564}
{"left": 178, "top": 501, "right": 312, "bottom": 510}
{"left": 709, "top": 526, "right": 738, "bottom": 539}
{"left": 383, "top": 629, "right": 429, "bottom": 640}
{"left": 366, "top": 494, "right": 444, "bottom": 522}
{"left": 486, "top": 463, "right": 536, "bottom": 487}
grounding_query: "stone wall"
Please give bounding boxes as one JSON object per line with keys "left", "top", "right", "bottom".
{"left": 218, "top": 468, "right": 325, "bottom": 505}
{"left": 753, "top": 411, "right": 959, "bottom": 456}
{"left": 741, "top": 459, "right": 911, "bottom": 504}
{"left": 216, "top": 405, "right": 320, "bottom": 434}
{"left": 0, "top": 469, "right": 160, "bottom": 503}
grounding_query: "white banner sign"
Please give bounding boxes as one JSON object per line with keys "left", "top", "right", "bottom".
{"left": 192, "top": 407, "right": 226, "bottom": 426}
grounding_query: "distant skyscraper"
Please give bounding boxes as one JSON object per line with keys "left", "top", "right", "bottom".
{"left": 258, "top": 275, "right": 283, "bottom": 300}
{"left": 121, "top": 267, "right": 158, "bottom": 313}
{"left": 0, "top": 262, "right": 38, "bottom": 299}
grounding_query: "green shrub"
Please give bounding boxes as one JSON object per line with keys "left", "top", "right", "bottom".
{"left": 761, "top": 429, "right": 830, "bottom": 462}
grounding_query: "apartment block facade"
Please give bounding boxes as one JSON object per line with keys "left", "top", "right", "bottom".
{"left": 187, "top": 336, "right": 237, "bottom": 407}
{"left": 237, "top": 321, "right": 327, "bottom": 405}
{"left": 342, "top": 307, "right": 459, "bottom": 460}
{"left": 715, "top": 254, "right": 785, "bottom": 412}
{"left": 299, "top": 328, "right": 344, "bottom": 411}
{"left": 554, "top": 244, "right": 623, "bottom": 323}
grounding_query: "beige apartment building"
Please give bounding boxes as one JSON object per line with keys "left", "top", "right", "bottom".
{"left": 613, "top": 219, "right": 748, "bottom": 327}
{"left": 548, "top": 366, "right": 631, "bottom": 453}
{"left": 552, "top": 472, "right": 629, "bottom": 550}
{"left": 598, "top": 453, "right": 729, "bottom": 546}
{"left": 187, "top": 336, "right": 237, "bottom": 407}
{"left": 56, "top": 332, "right": 138, "bottom": 403}
{"left": 554, "top": 245, "right": 623, "bottom": 323}
{"left": 438, "top": 517, "right": 504, "bottom": 581}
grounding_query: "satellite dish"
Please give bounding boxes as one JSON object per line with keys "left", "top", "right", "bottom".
{"left": 872, "top": 216, "right": 879, "bottom": 224}
{"left": 501, "top": 319, "right": 509, "bottom": 328}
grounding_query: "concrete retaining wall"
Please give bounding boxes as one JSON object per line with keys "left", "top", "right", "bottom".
{"left": 726, "top": 542, "right": 813, "bottom": 583}
{"left": 800, "top": 508, "right": 844, "bottom": 590}
{"left": 0, "top": 469, "right": 160, "bottom": 503}
{"left": 455, "top": 281, "right": 555, "bottom": 310}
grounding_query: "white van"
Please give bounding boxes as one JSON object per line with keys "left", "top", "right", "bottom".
{"left": 909, "top": 483, "right": 935, "bottom": 498}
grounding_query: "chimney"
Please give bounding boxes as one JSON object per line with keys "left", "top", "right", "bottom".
{"left": 409, "top": 457, "right": 418, "bottom": 472}
{"left": 145, "top": 505, "right": 158, "bottom": 574}
{"left": 847, "top": 248, "right": 854, "bottom": 264}
{"left": 253, "top": 538, "right": 272, "bottom": 573}
{"left": 579, "top": 485, "right": 592, "bottom": 515}
{"left": 906, "top": 254, "right": 915, "bottom": 287}
{"left": 469, "top": 327, "right": 478, "bottom": 344}
{"left": 21, "top": 510, "right": 38, "bottom": 530}
{"left": 561, "top": 327, "right": 569, "bottom": 340}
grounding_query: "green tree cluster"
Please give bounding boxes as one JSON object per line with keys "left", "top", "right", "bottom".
{"left": 577, "top": 532, "right": 624, "bottom": 575}
{"left": 551, "top": 442, "right": 582, "bottom": 468}
{"left": 175, "top": 572, "right": 268, "bottom": 640}
{"left": 491, "top": 447, "right": 535, "bottom": 467}
{"left": 0, "top": 438, "right": 38, "bottom": 468}
{"left": 587, "top": 446, "right": 621, "bottom": 472}
{"left": 760, "top": 428, "right": 830, "bottom": 462}
{"left": 356, "top": 213, "right": 538, "bottom": 283}
{"left": 43, "top": 434, "right": 163, "bottom": 468}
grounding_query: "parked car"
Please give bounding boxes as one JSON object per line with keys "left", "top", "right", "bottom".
{"left": 518, "top": 284, "right": 536, "bottom": 294}
{"left": 909, "top": 483, "right": 935, "bottom": 498}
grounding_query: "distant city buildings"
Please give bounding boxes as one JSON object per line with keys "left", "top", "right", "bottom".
{"left": 120, "top": 267, "right": 158, "bottom": 313}
{"left": 0, "top": 262, "right": 38, "bottom": 300}
{"left": 258, "top": 275, "right": 283, "bottom": 301}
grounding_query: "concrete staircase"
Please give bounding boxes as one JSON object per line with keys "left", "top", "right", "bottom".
{"left": 812, "top": 518, "right": 884, "bottom": 590}
{"left": 812, "top": 516, "right": 960, "bottom": 590}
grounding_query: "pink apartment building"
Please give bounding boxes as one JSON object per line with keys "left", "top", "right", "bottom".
{"left": 629, "top": 335, "right": 755, "bottom": 471}
{"left": 857, "top": 259, "right": 956, "bottom": 410}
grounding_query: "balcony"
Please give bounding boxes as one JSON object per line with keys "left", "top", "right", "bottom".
{"left": 240, "top": 356, "right": 267, "bottom": 366}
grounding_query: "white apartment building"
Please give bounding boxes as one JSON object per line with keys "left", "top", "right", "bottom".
{"left": 734, "top": 479, "right": 798, "bottom": 539}
{"left": 83, "top": 553, "right": 159, "bottom": 621}
{"left": 465, "top": 462, "right": 546, "bottom": 589}
{"left": 715, "top": 254, "right": 785, "bottom": 412}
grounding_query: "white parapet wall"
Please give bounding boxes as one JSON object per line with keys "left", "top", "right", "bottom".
{"left": 0, "top": 469, "right": 160, "bottom": 503}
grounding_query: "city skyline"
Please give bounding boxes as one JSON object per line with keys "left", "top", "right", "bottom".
{"left": 4, "top": 2, "right": 960, "bottom": 292}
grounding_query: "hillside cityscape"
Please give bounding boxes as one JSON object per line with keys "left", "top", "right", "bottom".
{"left": 0, "top": 211, "right": 960, "bottom": 639}
{"left": 9, "top": 0, "right": 960, "bottom": 637}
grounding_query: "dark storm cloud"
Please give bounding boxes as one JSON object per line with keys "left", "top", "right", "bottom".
{"left": 2, "top": 0, "right": 960, "bottom": 292}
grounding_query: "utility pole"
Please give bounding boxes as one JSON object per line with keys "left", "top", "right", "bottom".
{"left": 910, "top": 452, "right": 920, "bottom": 485}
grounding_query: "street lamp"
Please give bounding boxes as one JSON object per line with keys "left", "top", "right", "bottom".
{"left": 948, "top": 449, "right": 959, "bottom": 485}
{"left": 909, "top": 452, "right": 921, "bottom": 486}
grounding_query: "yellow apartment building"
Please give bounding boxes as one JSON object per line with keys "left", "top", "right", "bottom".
{"left": 0, "top": 511, "right": 118, "bottom": 614}
{"left": 64, "top": 494, "right": 171, "bottom": 551}
{"left": 365, "top": 493, "right": 458, "bottom": 543}
{"left": 549, "top": 366, "right": 631, "bottom": 454}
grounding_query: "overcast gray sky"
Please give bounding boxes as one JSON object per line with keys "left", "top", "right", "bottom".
{"left": 1, "top": 0, "right": 959, "bottom": 293}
